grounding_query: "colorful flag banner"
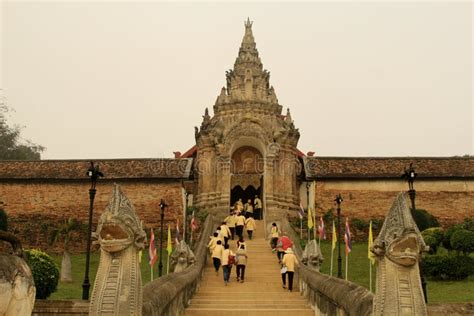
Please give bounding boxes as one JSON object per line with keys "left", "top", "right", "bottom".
{"left": 368, "top": 220, "right": 375, "bottom": 265}
{"left": 318, "top": 216, "right": 326, "bottom": 240}
{"left": 344, "top": 217, "right": 352, "bottom": 280}
{"left": 148, "top": 228, "right": 157, "bottom": 281}
{"left": 344, "top": 217, "right": 352, "bottom": 255}
{"left": 175, "top": 218, "right": 181, "bottom": 245}
{"left": 298, "top": 202, "right": 305, "bottom": 219}
{"left": 190, "top": 211, "right": 198, "bottom": 231}
{"left": 166, "top": 224, "right": 173, "bottom": 274}
{"left": 307, "top": 207, "right": 314, "bottom": 230}
{"left": 330, "top": 220, "right": 337, "bottom": 276}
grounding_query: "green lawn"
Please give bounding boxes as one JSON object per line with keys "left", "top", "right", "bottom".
{"left": 317, "top": 240, "right": 474, "bottom": 304}
{"left": 49, "top": 251, "right": 169, "bottom": 300}
{"left": 48, "top": 242, "right": 473, "bottom": 304}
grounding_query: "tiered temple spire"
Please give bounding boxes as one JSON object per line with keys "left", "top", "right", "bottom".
{"left": 215, "top": 18, "right": 278, "bottom": 105}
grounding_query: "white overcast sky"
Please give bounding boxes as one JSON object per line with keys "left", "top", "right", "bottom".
{"left": 1, "top": 1, "right": 473, "bottom": 159}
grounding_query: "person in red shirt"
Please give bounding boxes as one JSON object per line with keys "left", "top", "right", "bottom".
{"left": 276, "top": 233, "right": 293, "bottom": 263}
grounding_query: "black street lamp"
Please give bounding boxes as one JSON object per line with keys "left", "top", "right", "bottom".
{"left": 82, "top": 161, "right": 104, "bottom": 300}
{"left": 158, "top": 199, "right": 167, "bottom": 277}
{"left": 401, "top": 163, "right": 427, "bottom": 303}
{"left": 334, "top": 194, "right": 343, "bottom": 279}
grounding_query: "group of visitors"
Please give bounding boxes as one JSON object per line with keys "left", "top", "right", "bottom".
{"left": 270, "top": 222, "right": 299, "bottom": 292}
{"left": 206, "top": 216, "right": 298, "bottom": 292}
{"left": 232, "top": 195, "right": 263, "bottom": 220}
{"left": 207, "top": 219, "right": 250, "bottom": 286}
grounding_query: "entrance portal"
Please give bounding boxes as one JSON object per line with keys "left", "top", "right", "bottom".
{"left": 230, "top": 185, "right": 261, "bottom": 207}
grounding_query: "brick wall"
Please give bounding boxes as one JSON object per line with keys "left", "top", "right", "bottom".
{"left": 313, "top": 179, "right": 474, "bottom": 226}
{"left": 0, "top": 180, "right": 184, "bottom": 252}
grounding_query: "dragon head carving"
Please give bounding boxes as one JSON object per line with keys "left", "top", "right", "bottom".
{"left": 302, "top": 239, "right": 324, "bottom": 270}
{"left": 372, "top": 192, "right": 428, "bottom": 266}
{"left": 93, "top": 184, "right": 146, "bottom": 253}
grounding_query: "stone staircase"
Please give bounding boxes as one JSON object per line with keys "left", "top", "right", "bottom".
{"left": 185, "top": 221, "right": 313, "bottom": 316}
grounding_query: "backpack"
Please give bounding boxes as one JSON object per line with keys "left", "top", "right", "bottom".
{"left": 228, "top": 254, "right": 236, "bottom": 266}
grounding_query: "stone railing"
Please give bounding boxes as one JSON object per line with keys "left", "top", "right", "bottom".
{"left": 281, "top": 218, "right": 374, "bottom": 316}
{"left": 142, "top": 215, "right": 214, "bottom": 315}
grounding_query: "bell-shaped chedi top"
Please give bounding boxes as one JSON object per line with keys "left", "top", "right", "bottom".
{"left": 215, "top": 18, "right": 278, "bottom": 106}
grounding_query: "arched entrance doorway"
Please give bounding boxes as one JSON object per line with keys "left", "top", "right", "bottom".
{"left": 230, "top": 146, "right": 264, "bottom": 219}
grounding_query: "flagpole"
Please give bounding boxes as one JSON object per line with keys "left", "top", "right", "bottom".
{"left": 166, "top": 253, "right": 170, "bottom": 275}
{"left": 300, "top": 218, "right": 303, "bottom": 239}
{"left": 369, "top": 261, "right": 372, "bottom": 292}
{"left": 330, "top": 247, "right": 334, "bottom": 276}
{"left": 151, "top": 264, "right": 153, "bottom": 282}
{"left": 313, "top": 210, "right": 317, "bottom": 240}
{"left": 345, "top": 252, "right": 348, "bottom": 280}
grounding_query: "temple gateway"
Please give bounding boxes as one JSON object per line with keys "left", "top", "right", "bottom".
{"left": 0, "top": 20, "right": 473, "bottom": 248}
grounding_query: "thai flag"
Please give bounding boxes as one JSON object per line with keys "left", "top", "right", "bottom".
{"left": 319, "top": 216, "right": 326, "bottom": 240}
{"left": 175, "top": 218, "right": 181, "bottom": 245}
{"left": 298, "top": 202, "right": 305, "bottom": 219}
{"left": 148, "top": 229, "right": 157, "bottom": 266}
{"left": 190, "top": 211, "right": 198, "bottom": 231}
{"left": 344, "top": 217, "right": 352, "bottom": 255}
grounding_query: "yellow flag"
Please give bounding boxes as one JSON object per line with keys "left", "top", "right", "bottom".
{"left": 166, "top": 224, "right": 173, "bottom": 255}
{"left": 332, "top": 220, "right": 337, "bottom": 250}
{"left": 138, "top": 250, "right": 142, "bottom": 263}
{"left": 368, "top": 221, "right": 375, "bottom": 265}
{"left": 307, "top": 207, "right": 314, "bottom": 229}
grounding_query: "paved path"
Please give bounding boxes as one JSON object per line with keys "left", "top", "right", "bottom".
{"left": 185, "top": 220, "right": 313, "bottom": 316}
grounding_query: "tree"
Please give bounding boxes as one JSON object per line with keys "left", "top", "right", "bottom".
{"left": 0, "top": 93, "right": 45, "bottom": 160}
{"left": 49, "top": 218, "right": 79, "bottom": 282}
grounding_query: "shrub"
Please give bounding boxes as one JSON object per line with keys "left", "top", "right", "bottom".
{"left": 370, "top": 218, "right": 384, "bottom": 231}
{"left": 323, "top": 209, "right": 334, "bottom": 224}
{"left": 450, "top": 229, "right": 474, "bottom": 255}
{"left": 421, "top": 227, "right": 444, "bottom": 254}
{"left": 461, "top": 218, "right": 474, "bottom": 231}
{"left": 0, "top": 207, "right": 7, "bottom": 231}
{"left": 411, "top": 208, "right": 439, "bottom": 232}
{"left": 24, "top": 249, "right": 59, "bottom": 299}
{"left": 442, "top": 224, "right": 463, "bottom": 250}
{"left": 422, "top": 254, "right": 474, "bottom": 280}
{"left": 351, "top": 218, "right": 368, "bottom": 231}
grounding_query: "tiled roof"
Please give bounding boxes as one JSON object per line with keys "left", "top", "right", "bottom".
{"left": 0, "top": 159, "right": 193, "bottom": 180}
{"left": 303, "top": 156, "right": 474, "bottom": 179}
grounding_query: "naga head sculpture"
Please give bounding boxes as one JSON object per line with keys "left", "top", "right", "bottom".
{"left": 93, "top": 184, "right": 146, "bottom": 253}
{"left": 302, "top": 239, "right": 324, "bottom": 270}
{"left": 171, "top": 240, "right": 195, "bottom": 272}
{"left": 372, "top": 192, "right": 428, "bottom": 266}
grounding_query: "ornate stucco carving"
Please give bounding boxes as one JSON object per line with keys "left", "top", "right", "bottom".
{"left": 89, "top": 184, "right": 146, "bottom": 316}
{"left": 170, "top": 240, "right": 196, "bottom": 273}
{"left": 372, "top": 192, "right": 428, "bottom": 316}
{"left": 302, "top": 239, "right": 324, "bottom": 271}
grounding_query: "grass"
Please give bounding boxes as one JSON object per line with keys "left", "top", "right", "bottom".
{"left": 48, "top": 242, "right": 473, "bottom": 304}
{"left": 49, "top": 251, "right": 169, "bottom": 300}
{"left": 316, "top": 240, "right": 474, "bottom": 304}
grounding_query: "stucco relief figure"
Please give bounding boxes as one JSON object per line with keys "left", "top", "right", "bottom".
{"left": 372, "top": 192, "right": 428, "bottom": 316}
{"left": 0, "top": 231, "right": 36, "bottom": 316}
{"left": 89, "top": 184, "right": 146, "bottom": 316}
{"left": 302, "top": 239, "right": 324, "bottom": 271}
{"left": 170, "top": 240, "right": 196, "bottom": 273}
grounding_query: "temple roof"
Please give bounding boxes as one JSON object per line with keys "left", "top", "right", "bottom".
{"left": 0, "top": 158, "right": 193, "bottom": 180}
{"left": 303, "top": 156, "right": 474, "bottom": 179}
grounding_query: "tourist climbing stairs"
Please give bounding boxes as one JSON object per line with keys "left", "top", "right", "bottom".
{"left": 185, "top": 220, "right": 313, "bottom": 316}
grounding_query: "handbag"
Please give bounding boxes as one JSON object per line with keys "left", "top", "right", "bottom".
{"left": 228, "top": 254, "right": 236, "bottom": 266}
{"left": 281, "top": 266, "right": 287, "bottom": 274}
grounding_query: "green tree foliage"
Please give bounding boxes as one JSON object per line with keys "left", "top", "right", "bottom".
{"left": 450, "top": 229, "right": 474, "bottom": 255}
{"left": 421, "top": 227, "right": 443, "bottom": 254}
{"left": 422, "top": 253, "right": 474, "bottom": 280}
{"left": 442, "top": 224, "right": 463, "bottom": 250}
{"left": 411, "top": 208, "right": 439, "bottom": 232}
{"left": 24, "top": 249, "right": 60, "bottom": 299}
{"left": 0, "top": 98, "right": 45, "bottom": 160}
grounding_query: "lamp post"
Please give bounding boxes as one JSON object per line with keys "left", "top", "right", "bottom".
{"left": 334, "top": 194, "right": 343, "bottom": 279}
{"left": 82, "top": 161, "right": 104, "bottom": 300}
{"left": 158, "top": 199, "right": 167, "bottom": 277}
{"left": 402, "top": 163, "right": 427, "bottom": 303}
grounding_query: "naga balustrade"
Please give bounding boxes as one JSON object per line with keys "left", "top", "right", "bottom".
{"left": 280, "top": 217, "right": 374, "bottom": 316}
{"left": 142, "top": 215, "right": 215, "bottom": 315}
